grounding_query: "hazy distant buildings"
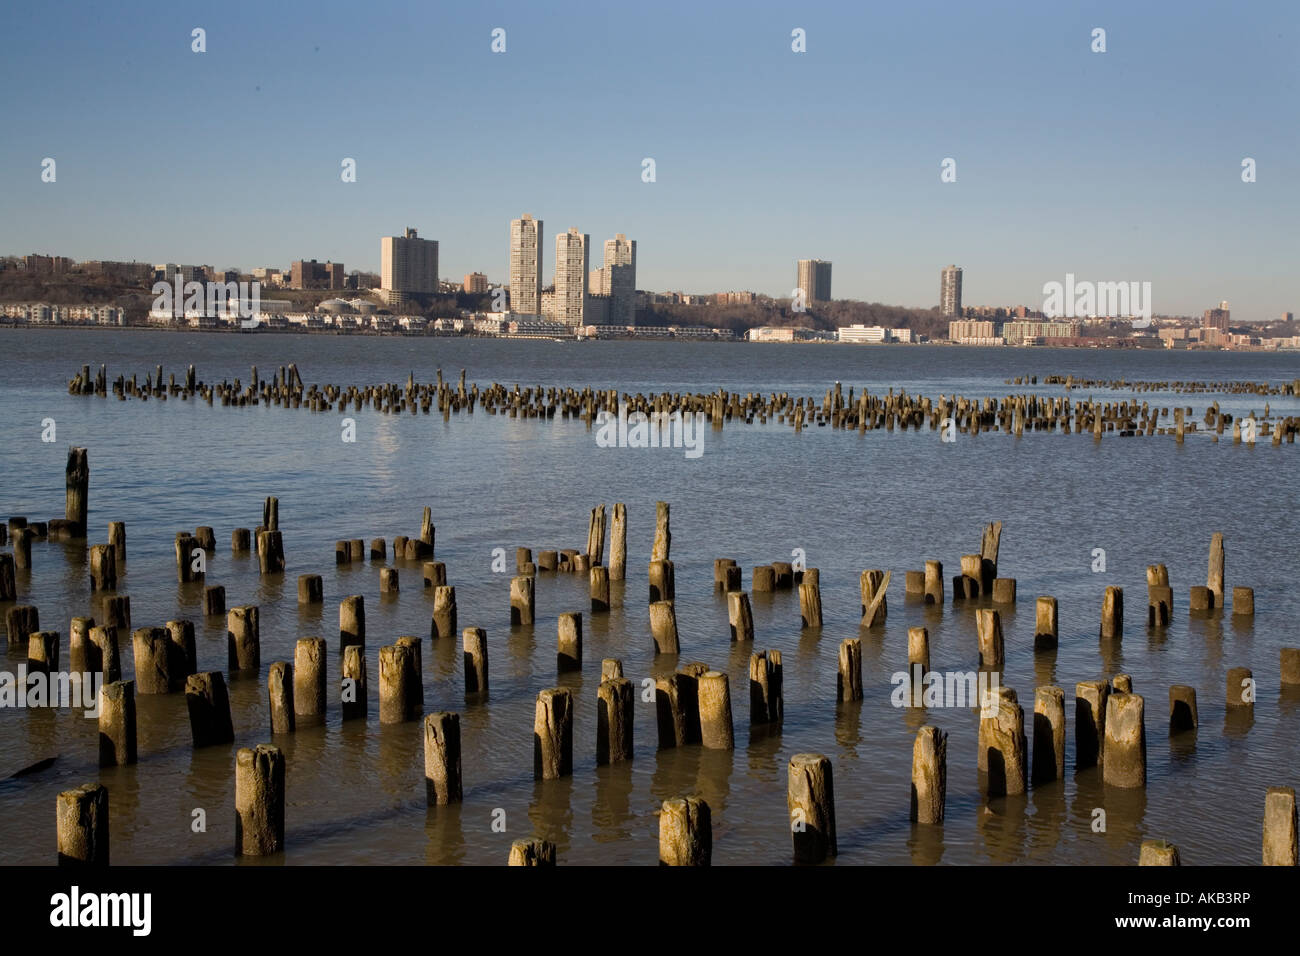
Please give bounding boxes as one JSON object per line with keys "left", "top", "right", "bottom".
{"left": 290, "top": 259, "right": 344, "bottom": 290}
{"left": 1204, "top": 301, "right": 1230, "bottom": 331}
{"left": 554, "top": 228, "right": 589, "bottom": 326}
{"left": 463, "top": 272, "right": 488, "bottom": 294}
{"left": 510, "top": 215, "right": 543, "bottom": 314}
{"left": 941, "top": 265, "right": 963, "bottom": 316}
{"left": 839, "top": 324, "right": 913, "bottom": 344}
{"left": 603, "top": 234, "right": 636, "bottom": 325}
{"left": 23, "top": 254, "right": 74, "bottom": 274}
{"left": 1003, "top": 319, "right": 1081, "bottom": 344}
{"left": 796, "top": 259, "right": 832, "bottom": 302}
{"left": 949, "top": 319, "right": 1003, "bottom": 345}
{"left": 380, "top": 227, "right": 438, "bottom": 306}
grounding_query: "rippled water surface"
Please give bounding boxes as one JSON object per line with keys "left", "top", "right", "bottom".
{"left": 1, "top": 329, "right": 1297, "bottom": 865}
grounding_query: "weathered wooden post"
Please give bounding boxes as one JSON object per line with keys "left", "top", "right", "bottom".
{"left": 659, "top": 796, "right": 712, "bottom": 866}
{"left": 298, "top": 573, "right": 322, "bottom": 604}
{"left": 587, "top": 504, "right": 607, "bottom": 567}
{"left": 557, "top": 612, "right": 582, "bottom": 672}
{"left": 1282, "top": 648, "right": 1300, "bottom": 686}
{"left": 424, "top": 711, "right": 463, "bottom": 805}
{"left": 976, "top": 608, "right": 1004, "bottom": 668}
{"left": 176, "top": 532, "right": 202, "bottom": 583}
{"left": 98, "top": 680, "right": 137, "bottom": 767}
{"left": 268, "top": 661, "right": 295, "bottom": 733}
{"left": 958, "top": 554, "right": 982, "bottom": 599}
{"left": 979, "top": 686, "right": 1027, "bottom": 796}
{"left": 1075, "top": 680, "right": 1110, "bottom": 769}
{"left": 590, "top": 565, "right": 610, "bottom": 612}
{"left": 752, "top": 565, "right": 776, "bottom": 593}
{"left": 508, "top": 840, "right": 556, "bottom": 866}
{"left": 257, "top": 530, "right": 284, "bottom": 574}
{"left": 204, "top": 585, "right": 226, "bottom": 617}
{"left": 788, "top": 753, "right": 837, "bottom": 864}
{"left": 698, "top": 671, "right": 734, "bottom": 750}
{"left": 609, "top": 502, "right": 627, "bottom": 581}
{"left": 837, "top": 638, "right": 862, "bottom": 702}
{"left": 463, "top": 626, "right": 489, "bottom": 694}
{"left": 69, "top": 616, "right": 94, "bottom": 673}
{"left": 799, "top": 575, "right": 823, "bottom": 628}
{"left": 227, "top": 605, "right": 260, "bottom": 674}
{"left": 1100, "top": 586, "right": 1123, "bottom": 640}
{"left": 56, "top": 783, "right": 108, "bottom": 866}
{"left": 263, "top": 496, "right": 279, "bottom": 532}
{"left": 232, "top": 528, "right": 251, "bottom": 552}
{"left": 728, "top": 591, "right": 754, "bottom": 642}
{"left": 420, "top": 506, "right": 435, "bottom": 556}
{"left": 88, "top": 544, "right": 116, "bottom": 592}
{"left": 235, "top": 744, "right": 285, "bottom": 856}
{"left": 6, "top": 605, "right": 39, "bottom": 649}
{"left": 1102, "top": 693, "right": 1146, "bottom": 788}
{"left": 341, "top": 645, "right": 367, "bottom": 720}
{"left": 431, "top": 585, "right": 457, "bottom": 640}
{"left": 1226, "top": 667, "right": 1254, "bottom": 709}
{"left": 510, "top": 575, "right": 535, "bottom": 625}
{"left": 602, "top": 659, "right": 623, "bottom": 679}
{"left": 132, "top": 627, "right": 172, "bottom": 694}
{"left": 1207, "top": 532, "right": 1225, "bottom": 608}
{"left": 379, "top": 567, "right": 399, "bottom": 594}
{"left": 89, "top": 625, "right": 120, "bottom": 683}
{"left": 648, "top": 559, "right": 675, "bottom": 603}
{"left": 108, "top": 521, "right": 126, "bottom": 563}
{"left": 1032, "top": 686, "right": 1066, "bottom": 784}
{"left": 0, "top": 554, "right": 14, "bottom": 601}
{"left": 64, "top": 447, "right": 89, "bottom": 537}
{"left": 534, "top": 687, "right": 574, "bottom": 779}
{"left": 185, "top": 672, "right": 235, "bottom": 747}
{"left": 379, "top": 642, "right": 421, "bottom": 723}
{"left": 597, "top": 677, "right": 634, "bottom": 763}
{"left": 12, "top": 528, "right": 33, "bottom": 570}
{"left": 165, "top": 619, "right": 197, "bottom": 689}
{"left": 1263, "top": 787, "right": 1298, "bottom": 866}
{"left": 27, "top": 630, "right": 57, "bottom": 676}
{"left": 1139, "top": 840, "right": 1181, "bottom": 866}
{"left": 749, "top": 650, "right": 783, "bottom": 725}
{"left": 195, "top": 526, "right": 216, "bottom": 552}
{"left": 924, "top": 560, "right": 944, "bottom": 605}
{"left": 649, "top": 600, "right": 680, "bottom": 655}
{"left": 339, "top": 595, "right": 364, "bottom": 651}
{"left": 910, "top": 725, "right": 947, "bottom": 824}
{"left": 422, "top": 561, "right": 447, "bottom": 588}
{"left": 293, "top": 638, "right": 326, "bottom": 722}
{"left": 651, "top": 501, "right": 670, "bottom": 562}
{"left": 1169, "top": 685, "right": 1198, "bottom": 733}
{"left": 1232, "top": 587, "right": 1254, "bottom": 616}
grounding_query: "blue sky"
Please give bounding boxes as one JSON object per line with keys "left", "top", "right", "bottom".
{"left": 1, "top": 0, "right": 1296, "bottom": 318}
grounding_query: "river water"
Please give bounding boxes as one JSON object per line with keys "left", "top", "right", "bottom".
{"left": 1, "top": 329, "right": 1297, "bottom": 865}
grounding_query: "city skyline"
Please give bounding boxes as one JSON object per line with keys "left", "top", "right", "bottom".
{"left": 1, "top": 2, "right": 1297, "bottom": 318}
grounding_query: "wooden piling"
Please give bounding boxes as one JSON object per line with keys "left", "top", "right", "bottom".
{"left": 978, "top": 686, "right": 1027, "bottom": 796}
{"left": 534, "top": 687, "right": 574, "bottom": 779}
{"left": 508, "top": 840, "right": 556, "bottom": 866}
{"left": 1100, "top": 586, "right": 1123, "bottom": 641}
{"left": 185, "top": 672, "right": 235, "bottom": 747}
{"left": 597, "top": 676, "right": 634, "bottom": 763}
{"left": 424, "top": 711, "right": 463, "bottom": 805}
{"left": 56, "top": 783, "right": 108, "bottom": 866}
{"left": 587, "top": 504, "right": 607, "bottom": 567}
{"left": 748, "top": 650, "right": 783, "bottom": 725}
{"left": 1169, "top": 685, "right": 1198, "bottom": 733}
{"left": 698, "top": 671, "right": 734, "bottom": 750}
{"left": 1226, "top": 667, "right": 1254, "bottom": 708}
{"left": 976, "top": 609, "right": 1004, "bottom": 668}
{"left": 799, "top": 576, "right": 823, "bottom": 628}
{"left": 648, "top": 559, "right": 675, "bottom": 604}
{"left": 788, "top": 753, "right": 837, "bottom": 864}
{"left": 431, "top": 586, "right": 457, "bottom": 641}
{"left": 232, "top": 528, "right": 251, "bottom": 552}
{"left": 590, "top": 565, "right": 610, "bottom": 613}
{"left": 659, "top": 796, "right": 711, "bottom": 866}
{"left": 1232, "top": 586, "right": 1254, "bottom": 616}
{"left": 649, "top": 600, "right": 680, "bottom": 655}
{"left": 378, "top": 642, "right": 421, "bottom": 723}
{"left": 1207, "top": 532, "right": 1225, "bottom": 608}
{"left": 132, "top": 627, "right": 172, "bottom": 694}
{"left": 64, "top": 447, "right": 89, "bottom": 536}
{"left": 268, "top": 661, "right": 295, "bottom": 733}
{"left": 176, "top": 532, "right": 202, "bottom": 583}
{"left": 339, "top": 595, "right": 364, "bottom": 651}
{"left": 651, "top": 501, "right": 670, "bottom": 562}
{"left": 837, "top": 638, "right": 862, "bottom": 702}
{"left": 227, "top": 606, "right": 260, "bottom": 674}
{"left": 88, "top": 544, "right": 116, "bottom": 591}
{"left": 1139, "top": 840, "right": 1181, "bottom": 866}
{"left": 164, "top": 619, "right": 197, "bottom": 690}
{"left": 204, "top": 585, "right": 226, "bottom": 617}
{"left": 609, "top": 503, "right": 627, "bottom": 581}
{"left": 557, "top": 612, "right": 582, "bottom": 672}
{"left": 6, "top": 604, "right": 39, "bottom": 649}
{"left": 108, "top": 521, "right": 126, "bottom": 562}
{"left": 1102, "top": 693, "right": 1146, "bottom": 788}
{"left": 462, "top": 626, "right": 489, "bottom": 694}
{"left": 235, "top": 744, "right": 285, "bottom": 856}
{"left": 1263, "top": 787, "right": 1298, "bottom": 866}
{"left": 88, "top": 625, "right": 120, "bottom": 682}
{"left": 910, "top": 726, "right": 947, "bottom": 824}
{"left": 0, "top": 554, "right": 14, "bottom": 602}
{"left": 293, "top": 638, "right": 326, "bottom": 721}
{"left": 341, "top": 645, "right": 367, "bottom": 720}
{"left": 728, "top": 591, "right": 754, "bottom": 642}
{"left": 69, "top": 616, "right": 94, "bottom": 673}
{"left": 97, "top": 680, "right": 137, "bottom": 767}
{"left": 510, "top": 575, "right": 535, "bottom": 625}
{"left": 379, "top": 567, "right": 399, "bottom": 594}
{"left": 1075, "top": 680, "right": 1110, "bottom": 769}
{"left": 1031, "top": 686, "right": 1066, "bottom": 784}
{"left": 298, "top": 573, "right": 322, "bottom": 603}
{"left": 924, "top": 560, "right": 944, "bottom": 605}
{"left": 752, "top": 565, "right": 775, "bottom": 592}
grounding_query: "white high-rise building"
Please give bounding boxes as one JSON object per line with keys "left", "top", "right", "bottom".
{"left": 941, "top": 265, "right": 963, "bottom": 316}
{"left": 380, "top": 228, "right": 438, "bottom": 306}
{"left": 509, "top": 214, "right": 543, "bottom": 314}
{"left": 555, "top": 228, "right": 589, "bottom": 326}
{"left": 603, "top": 234, "right": 636, "bottom": 326}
